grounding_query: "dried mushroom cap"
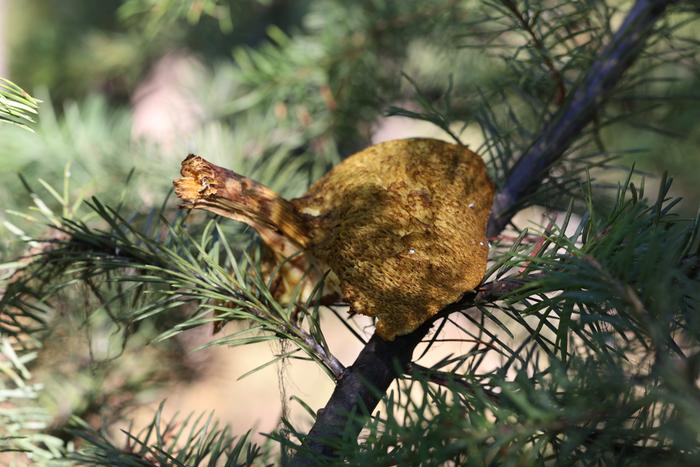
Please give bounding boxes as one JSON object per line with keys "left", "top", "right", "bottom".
{"left": 174, "top": 138, "right": 494, "bottom": 341}
{"left": 294, "top": 138, "right": 494, "bottom": 340}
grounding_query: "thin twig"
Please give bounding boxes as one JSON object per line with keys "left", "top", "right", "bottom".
{"left": 407, "top": 363, "right": 501, "bottom": 403}
{"left": 500, "top": 0, "right": 567, "bottom": 106}
{"left": 295, "top": 327, "right": 345, "bottom": 379}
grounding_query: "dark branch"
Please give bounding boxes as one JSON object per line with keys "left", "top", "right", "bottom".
{"left": 296, "top": 0, "right": 676, "bottom": 463}
{"left": 487, "top": 0, "right": 676, "bottom": 237}
{"left": 298, "top": 320, "right": 429, "bottom": 462}
{"left": 294, "top": 278, "right": 527, "bottom": 463}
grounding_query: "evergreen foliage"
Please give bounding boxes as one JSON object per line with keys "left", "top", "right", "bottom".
{"left": 1, "top": 0, "right": 699, "bottom": 465}
{"left": 68, "top": 402, "right": 262, "bottom": 466}
{"left": 0, "top": 78, "right": 38, "bottom": 131}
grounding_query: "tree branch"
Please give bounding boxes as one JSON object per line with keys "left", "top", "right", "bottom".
{"left": 295, "top": 326, "right": 346, "bottom": 379}
{"left": 295, "top": 278, "right": 527, "bottom": 462}
{"left": 487, "top": 0, "right": 675, "bottom": 237}
{"left": 295, "top": 0, "right": 676, "bottom": 463}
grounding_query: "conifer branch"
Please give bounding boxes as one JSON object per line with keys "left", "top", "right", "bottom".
{"left": 297, "top": 0, "right": 677, "bottom": 462}
{"left": 296, "top": 277, "right": 529, "bottom": 462}
{"left": 406, "top": 363, "right": 501, "bottom": 402}
{"left": 487, "top": 0, "right": 676, "bottom": 237}
{"left": 295, "top": 327, "right": 346, "bottom": 380}
{"left": 499, "top": 0, "right": 567, "bottom": 106}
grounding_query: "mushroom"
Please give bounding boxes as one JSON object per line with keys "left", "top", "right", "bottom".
{"left": 174, "top": 138, "right": 494, "bottom": 341}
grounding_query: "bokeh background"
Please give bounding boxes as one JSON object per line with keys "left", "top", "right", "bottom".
{"left": 1, "top": 0, "right": 699, "bottom": 461}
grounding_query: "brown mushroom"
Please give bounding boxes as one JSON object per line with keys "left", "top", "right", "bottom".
{"left": 174, "top": 138, "right": 494, "bottom": 341}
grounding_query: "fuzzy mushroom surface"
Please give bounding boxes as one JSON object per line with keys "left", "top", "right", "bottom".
{"left": 174, "top": 138, "right": 494, "bottom": 340}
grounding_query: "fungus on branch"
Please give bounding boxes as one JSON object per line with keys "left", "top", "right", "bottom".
{"left": 174, "top": 138, "right": 494, "bottom": 340}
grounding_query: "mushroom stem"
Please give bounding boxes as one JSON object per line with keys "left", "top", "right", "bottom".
{"left": 174, "top": 155, "right": 312, "bottom": 250}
